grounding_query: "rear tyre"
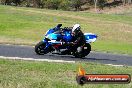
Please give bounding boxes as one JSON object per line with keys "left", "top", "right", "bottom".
{"left": 73, "top": 43, "right": 91, "bottom": 58}
{"left": 35, "top": 41, "right": 47, "bottom": 55}
{"left": 82, "top": 43, "right": 91, "bottom": 56}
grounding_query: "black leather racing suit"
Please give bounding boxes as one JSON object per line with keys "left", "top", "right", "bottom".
{"left": 60, "top": 28, "right": 86, "bottom": 55}
{"left": 71, "top": 29, "right": 86, "bottom": 52}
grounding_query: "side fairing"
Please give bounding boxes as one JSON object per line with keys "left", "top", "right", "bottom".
{"left": 46, "top": 33, "right": 61, "bottom": 40}
{"left": 63, "top": 32, "right": 73, "bottom": 42}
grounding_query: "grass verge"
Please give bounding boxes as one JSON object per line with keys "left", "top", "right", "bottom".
{"left": 0, "top": 59, "right": 132, "bottom": 88}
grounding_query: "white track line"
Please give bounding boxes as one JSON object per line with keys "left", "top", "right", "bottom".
{"left": 1, "top": 44, "right": 34, "bottom": 47}
{"left": 0, "top": 56, "right": 126, "bottom": 66}
{"left": 105, "top": 64, "right": 124, "bottom": 67}
{"left": 0, "top": 56, "right": 75, "bottom": 63}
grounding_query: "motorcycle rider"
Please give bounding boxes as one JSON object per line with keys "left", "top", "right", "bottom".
{"left": 60, "top": 24, "right": 86, "bottom": 55}
{"left": 46, "top": 24, "right": 85, "bottom": 54}
{"left": 71, "top": 24, "right": 85, "bottom": 46}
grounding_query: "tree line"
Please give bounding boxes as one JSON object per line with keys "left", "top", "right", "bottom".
{"left": 0, "top": 0, "right": 132, "bottom": 11}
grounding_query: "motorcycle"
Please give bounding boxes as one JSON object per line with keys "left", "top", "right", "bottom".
{"left": 35, "top": 27, "right": 97, "bottom": 58}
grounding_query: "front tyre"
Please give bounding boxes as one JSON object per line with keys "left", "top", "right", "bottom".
{"left": 35, "top": 41, "right": 47, "bottom": 55}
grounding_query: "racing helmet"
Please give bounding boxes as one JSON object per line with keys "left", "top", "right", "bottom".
{"left": 72, "top": 24, "right": 81, "bottom": 33}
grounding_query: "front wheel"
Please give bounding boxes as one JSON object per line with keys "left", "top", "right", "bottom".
{"left": 35, "top": 41, "right": 47, "bottom": 55}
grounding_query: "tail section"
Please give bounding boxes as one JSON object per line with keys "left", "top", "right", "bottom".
{"left": 84, "top": 33, "right": 98, "bottom": 43}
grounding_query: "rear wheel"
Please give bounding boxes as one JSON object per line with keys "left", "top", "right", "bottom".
{"left": 73, "top": 43, "right": 91, "bottom": 58}
{"left": 82, "top": 43, "right": 91, "bottom": 56}
{"left": 35, "top": 41, "right": 47, "bottom": 55}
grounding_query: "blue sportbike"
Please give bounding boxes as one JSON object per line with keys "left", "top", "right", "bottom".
{"left": 35, "top": 27, "right": 97, "bottom": 58}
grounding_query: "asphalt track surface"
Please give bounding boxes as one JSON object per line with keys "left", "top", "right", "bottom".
{"left": 0, "top": 44, "right": 132, "bottom": 66}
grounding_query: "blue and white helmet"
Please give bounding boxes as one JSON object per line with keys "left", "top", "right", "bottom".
{"left": 72, "top": 24, "right": 81, "bottom": 33}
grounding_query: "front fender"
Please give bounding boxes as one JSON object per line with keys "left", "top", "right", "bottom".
{"left": 42, "top": 38, "right": 51, "bottom": 50}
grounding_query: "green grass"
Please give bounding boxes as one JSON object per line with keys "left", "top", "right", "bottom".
{"left": 92, "top": 41, "right": 132, "bottom": 54}
{"left": 0, "top": 59, "right": 132, "bottom": 88}
{"left": 0, "top": 5, "right": 132, "bottom": 54}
